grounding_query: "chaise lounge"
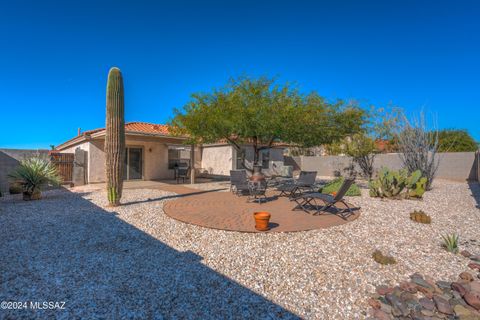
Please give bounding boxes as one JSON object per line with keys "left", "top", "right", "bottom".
{"left": 276, "top": 171, "right": 317, "bottom": 198}
{"left": 292, "top": 177, "right": 357, "bottom": 218}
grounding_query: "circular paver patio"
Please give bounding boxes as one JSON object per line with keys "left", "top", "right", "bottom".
{"left": 163, "top": 187, "right": 360, "bottom": 232}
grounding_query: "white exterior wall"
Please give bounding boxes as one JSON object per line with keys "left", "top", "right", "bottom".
{"left": 87, "top": 138, "right": 177, "bottom": 182}
{"left": 59, "top": 136, "right": 198, "bottom": 183}
{"left": 200, "top": 145, "right": 234, "bottom": 176}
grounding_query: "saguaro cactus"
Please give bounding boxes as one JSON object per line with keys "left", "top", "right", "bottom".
{"left": 105, "top": 67, "right": 125, "bottom": 206}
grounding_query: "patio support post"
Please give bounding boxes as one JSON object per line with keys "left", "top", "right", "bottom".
{"left": 190, "top": 144, "right": 195, "bottom": 184}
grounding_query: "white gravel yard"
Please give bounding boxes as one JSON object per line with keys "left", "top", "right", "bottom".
{"left": 0, "top": 180, "right": 479, "bottom": 319}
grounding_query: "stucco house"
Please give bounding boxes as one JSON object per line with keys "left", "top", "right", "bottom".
{"left": 56, "top": 122, "right": 289, "bottom": 184}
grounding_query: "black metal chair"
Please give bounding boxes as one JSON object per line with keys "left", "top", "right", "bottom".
{"left": 230, "top": 170, "right": 250, "bottom": 195}
{"left": 176, "top": 167, "right": 190, "bottom": 184}
{"left": 276, "top": 171, "right": 317, "bottom": 198}
{"left": 292, "top": 177, "right": 357, "bottom": 218}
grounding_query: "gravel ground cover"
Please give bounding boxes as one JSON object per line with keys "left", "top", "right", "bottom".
{"left": 0, "top": 180, "right": 479, "bottom": 319}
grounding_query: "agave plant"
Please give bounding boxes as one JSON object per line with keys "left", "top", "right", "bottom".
{"left": 8, "top": 157, "right": 61, "bottom": 200}
{"left": 441, "top": 234, "right": 459, "bottom": 253}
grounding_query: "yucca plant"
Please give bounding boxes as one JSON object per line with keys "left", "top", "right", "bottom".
{"left": 441, "top": 234, "right": 459, "bottom": 253}
{"left": 8, "top": 157, "right": 61, "bottom": 200}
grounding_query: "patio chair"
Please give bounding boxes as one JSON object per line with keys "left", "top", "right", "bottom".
{"left": 292, "top": 177, "right": 356, "bottom": 218}
{"left": 230, "top": 170, "right": 250, "bottom": 196}
{"left": 176, "top": 167, "right": 190, "bottom": 184}
{"left": 276, "top": 171, "right": 317, "bottom": 198}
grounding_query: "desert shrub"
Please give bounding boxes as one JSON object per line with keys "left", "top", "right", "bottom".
{"left": 442, "top": 234, "right": 459, "bottom": 253}
{"left": 8, "top": 157, "right": 61, "bottom": 200}
{"left": 320, "top": 177, "right": 361, "bottom": 196}
{"left": 396, "top": 112, "right": 439, "bottom": 190}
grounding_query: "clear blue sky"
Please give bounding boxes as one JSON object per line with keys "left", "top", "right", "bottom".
{"left": 1, "top": 0, "right": 479, "bottom": 148}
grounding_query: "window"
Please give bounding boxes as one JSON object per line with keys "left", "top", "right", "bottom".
{"left": 168, "top": 146, "right": 190, "bottom": 169}
{"left": 261, "top": 149, "right": 270, "bottom": 169}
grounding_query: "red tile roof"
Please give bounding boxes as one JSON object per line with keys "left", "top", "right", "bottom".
{"left": 82, "top": 122, "right": 171, "bottom": 136}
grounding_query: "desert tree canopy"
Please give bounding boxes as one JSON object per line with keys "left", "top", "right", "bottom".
{"left": 170, "top": 76, "right": 366, "bottom": 167}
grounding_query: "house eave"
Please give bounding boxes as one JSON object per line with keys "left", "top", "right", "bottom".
{"left": 56, "top": 131, "right": 187, "bottom": 151}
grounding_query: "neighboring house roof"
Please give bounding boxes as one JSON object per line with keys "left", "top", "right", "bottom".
{"left": 56, "top": 122, "right": 184, "bottom": 151}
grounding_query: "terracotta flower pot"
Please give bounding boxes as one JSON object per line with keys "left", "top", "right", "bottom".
{"left": 253, "top": 211, "right": 271, "bottom": 231}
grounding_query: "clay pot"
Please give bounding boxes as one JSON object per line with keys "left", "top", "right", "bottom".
{"left": 23, "top": 190, "right": 41, "bottom": 201}
{"left": 250, "top": 165, "right": 265, "bottom": 182}
{"left": 254, "top": 211, "right": 271, "bottom": 231}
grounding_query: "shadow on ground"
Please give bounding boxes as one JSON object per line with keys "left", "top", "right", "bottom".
{"left": 0, "top": 189, "right": 299, "bottom": 319}
{"left": 121, "top": 188, "right": 228, "bottom": 206}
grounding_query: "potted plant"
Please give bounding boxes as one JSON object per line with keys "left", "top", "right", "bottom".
{"left": 253, "top": 211, "right": 271, "bottom": 231}
{"left": 8, "top": 157, "right": 61, "bottom": 201}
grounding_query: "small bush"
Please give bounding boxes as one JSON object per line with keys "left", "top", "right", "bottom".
{"left": 410, "top": 210, "right": 431, "bottom": 224}
{"left": 442, "top": 234, "right": 459, "bottom": 253}
{"left": 8, "top": 157, "right": 61, "bottom": 200}
{"left": 320, "top": 177, "right": 361, "bottom": 196}
{"left": 372, "top": 250, "right": 396, "bottom": 265}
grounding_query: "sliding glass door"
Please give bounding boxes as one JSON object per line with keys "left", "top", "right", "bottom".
{"left": 124, "top": 147, "right": 143, "bottom": 180}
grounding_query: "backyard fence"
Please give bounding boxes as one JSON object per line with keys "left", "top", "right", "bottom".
{"left": 287, "top": 151, "right": 479, "bottom": 182}
{"left": 50, "top": 153, "right": 74, "bottom": 184}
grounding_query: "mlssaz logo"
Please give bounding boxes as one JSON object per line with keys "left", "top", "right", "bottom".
{"left": 30, "top": 301, "right": 66, "bottom": 310}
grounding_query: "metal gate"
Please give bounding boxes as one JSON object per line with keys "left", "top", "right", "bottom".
{"left": 50, "top": 153, "right": 74, "bottom": 184}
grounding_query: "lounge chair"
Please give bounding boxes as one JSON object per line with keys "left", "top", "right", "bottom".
{"left": 276, "top": 171, "right": 317, "bottom": 198}
{"left": 230, "top": 170, "right": 250, "bottom": 196}
{"left": 292, "top": 177, "right": 356, "bottom": 217}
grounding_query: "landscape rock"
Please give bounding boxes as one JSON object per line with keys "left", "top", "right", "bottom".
{"left": 469, "top": 281, "right": 480, "bottom": 294}
{"left": 454, "top": 304, "right": 472, "bottom": 318}
{"left": 460, "top": 272, "right": 475, "bottom": 282}
{"left": 419, "top": 297, "right": 436, "bottom": 311}
{"left": 452, "top": 282, "right": 468, "bottom": 296}
{"left": 468, "top": 263, "right": 480, "bottom": 271}
{"left": 433, "top": 295, "right": 454, "bottom": 315}
{"left": 368, "top": 298, "right": 381, "bottom": 309}
{"left": 373, "top": 309, "right": 392, "bottom": 320}
{"left": 461, "top": 250, "right": 473, "bottom": 258}
{"left": 464, "top": 291, "right": 480, "bottom": 310}
{"left": 377, "top": 285, "right": 394, "bottom": 296}
{"left": 400, "top": 281, "right": 418, "bottom": 293}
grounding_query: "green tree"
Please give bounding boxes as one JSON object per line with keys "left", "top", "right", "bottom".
{"left": 326, "top": 107, "right": 400, "bottom": 179}
{"left": 171, "top": 76, "right": 365, "bottom": 171}
{"left": 437, "top": 129, "right": 478, "bottom": 152}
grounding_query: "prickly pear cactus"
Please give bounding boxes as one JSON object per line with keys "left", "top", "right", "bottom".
{"left": 105, "top": 67, "right": 125, "bottom": 206}
{"left": 369, "top": 167, "right": 407, "bottom": 198}
{"left": 408, "top": 176, "right": 427, "bottom": 198}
